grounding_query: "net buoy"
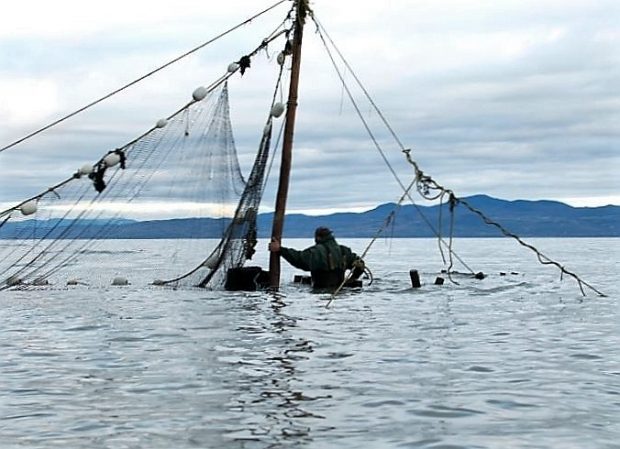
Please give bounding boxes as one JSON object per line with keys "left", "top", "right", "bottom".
{"left": 192, "top": 86, "right": 208, "bottom": 101}
{"left": 155, "top": 118, "right": 168, "bottom": 128}
{"left": 227, "top": 62, "right": 239, "bottom": 73}
{"left": 6, "top": 276, "right": 22, "bottom": 286}
{"left": 271, "top": 102, "right": 285, "bottom": 118}
{"left": 78, "top": 164, "right": 94, "bottom": 175}
{"left": 103, "top": 152, "right": 121, "bottom": 167}
{"left": 20, "top": 201, "right": 37, "bottom": 216}
{"left": 277, "top": 52, "right": 286, "bottom": 65}
{"left": 112, "top": 277, "right": 129, "bottom": 286}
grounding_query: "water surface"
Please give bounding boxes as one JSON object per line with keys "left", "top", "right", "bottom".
{"left": 1, "top": 238, "right": 619, "bottom": 448}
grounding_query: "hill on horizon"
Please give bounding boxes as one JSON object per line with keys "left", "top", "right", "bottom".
{"left": 1, "top": 194, "right": 618, "bottom": 239}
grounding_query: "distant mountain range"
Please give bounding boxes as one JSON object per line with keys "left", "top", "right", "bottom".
{"left": 1, "top": 195, "right": 618, "bottom": 239}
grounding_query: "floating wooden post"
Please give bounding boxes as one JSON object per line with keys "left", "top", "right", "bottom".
{"left": 269, "top": 0, "right": 307, "bottom": 291}
{"left": 434, "top": 276, "right": 445, "bottom": 285}
{"left": 409, "top": 269, "right": 421, "bottom": 288}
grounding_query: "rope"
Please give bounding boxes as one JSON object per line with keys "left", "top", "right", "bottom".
{"left": 309, "top": 12, "right": 475, "bottom": 276}
{"left": 400, "top": 151, "right": 606, "bottom": 297}
{"left": 1, "top": 19, "right": 294, "bottom": 288}
{"left": 0, "top": 26, "right": 290, "bottom": 220}
{"left": 0, "top": 0, "right": 288, "bottom": 154}
{"left": 456, "top": 198, "right": 607, "bottom": 297}
{"left": 311, "top": 12, "right": 604, "bottom": 299}
{"left": 326, "top": 177, "right": 417, "bottom": 308}
{"left": 0, "top": 213, "right": 11, "bottom": 230}
{"left": 309, "top": 14, "right": 407, "bottom": 151}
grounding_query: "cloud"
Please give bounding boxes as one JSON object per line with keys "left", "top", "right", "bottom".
{"left": 0, "top": 77, "right": 60, "bottom": 126}
{"left": 1, "top": 0, "right": 619, "bottom": 219}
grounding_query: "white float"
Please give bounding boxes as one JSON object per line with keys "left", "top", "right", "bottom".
{"left": 192, "top": 86, "right": 208, "bottom": 101}
{"left": 227, "top": 62, "right": 240, "bottom": 73}
{"left": 20, "top": 200, "right": 37, "bottom": 216}
{"left": 156, "top": 118, "right": 168, "bottom": 128}
{"left": 103, "top": 152, "right": 121, "bottom": 167}
{"left": 78, "top": 164, "right": 94, "bottom": 175}
{"left": 271, "top": 102, "right": 285, "bottom": 118}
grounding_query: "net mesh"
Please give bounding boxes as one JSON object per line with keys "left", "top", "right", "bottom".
{"left": 0, "top": 80, "right": 278, "bottom": 290}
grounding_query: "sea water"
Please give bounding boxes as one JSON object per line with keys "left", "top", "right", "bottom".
{"left": 1, "top": 238, "right": 618, "bottom": 449}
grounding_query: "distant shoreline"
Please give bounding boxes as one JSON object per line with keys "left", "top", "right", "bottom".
{"left": 1, "top": 195, "right": 618, "bottom": 239}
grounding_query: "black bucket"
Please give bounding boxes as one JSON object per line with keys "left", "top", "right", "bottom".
{"left": 225, "top": 266, "right": 270, "bottom": 291}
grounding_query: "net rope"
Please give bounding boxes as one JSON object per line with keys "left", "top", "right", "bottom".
{"left": 310, "top": 11, "right": 605, "bottom": 299}
{"left": 0, "top": 15, "right": 293, "bottom": 290}
{"left": 0, "top": 0, "right": 289, "bottom": 155}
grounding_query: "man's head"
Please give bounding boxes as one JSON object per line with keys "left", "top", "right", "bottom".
{"left": 314, "top": 226, "right": 332, "bottom": 243}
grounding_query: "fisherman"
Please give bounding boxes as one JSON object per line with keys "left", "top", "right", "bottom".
{"left": 268, "top": 226, "right": 365, "bottom": 290}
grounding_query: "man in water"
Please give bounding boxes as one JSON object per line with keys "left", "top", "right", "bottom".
{"left": 268, "top": 226, "right": 364, "bottom": 290}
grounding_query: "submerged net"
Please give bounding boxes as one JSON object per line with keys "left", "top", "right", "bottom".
{"left": 0, "top": 77, "right": 281, "bottom": 290}
{"left": 162, "top": 119, "right": 273, "bottom": 289}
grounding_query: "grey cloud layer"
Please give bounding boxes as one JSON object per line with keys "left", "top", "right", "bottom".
{"left": 1, "top": 0, "right": 618, "bottom": 215}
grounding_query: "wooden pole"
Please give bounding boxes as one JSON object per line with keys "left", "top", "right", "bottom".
{"left": 269, "top": 0, "right": 306, "bottom": 290}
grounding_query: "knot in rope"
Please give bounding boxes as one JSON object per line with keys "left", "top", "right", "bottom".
{"left": 114, "top": 149, "right": 127, "bottom": 169}
{"left": 449, "top": 192, "right": 457, "bottom": 212}
{"left": 238, "top": 55, "right": 252, "bottom": 75}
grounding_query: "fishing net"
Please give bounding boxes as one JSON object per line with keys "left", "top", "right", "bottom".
{"left": 0, "top": 79, "right": 280, "bottom": 290}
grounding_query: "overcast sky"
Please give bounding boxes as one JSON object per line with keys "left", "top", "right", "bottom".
{"left": 0, "top": 0, "right": 618, "bottom": 218}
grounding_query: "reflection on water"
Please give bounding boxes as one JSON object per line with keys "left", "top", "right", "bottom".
{"left": 0, "top": 238, "right": 619, "bottom": 448}
{"left": 222, "top": 297, "right": 318, "bottom": 447}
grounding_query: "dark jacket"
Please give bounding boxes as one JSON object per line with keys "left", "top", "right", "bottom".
{"left": 279, "top": 235, "right": 359, "bottom": 289}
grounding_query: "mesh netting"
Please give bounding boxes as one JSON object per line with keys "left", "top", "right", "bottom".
{"left": 0, "top": 80, "right": 278, "bottom": 290}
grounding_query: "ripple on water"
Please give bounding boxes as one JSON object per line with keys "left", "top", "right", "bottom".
{"left": 407, "top": 404, "right": 484, "bottom": 418}
{"left": 570, "top": 353, "right": 603, "bottom": 360}
{"left": 0, "top": 238, "right": 618, "bottom": 449}
{"left": 62, "top": 324, "right": 108, "bottom": 332}
{"left": 486, "top": 399, "right": 539, "bottom": 409}
{"left": 106, "top": 335, "right": 147, "bottom": 342}
{"left": 363, "top": 399, "right": 407, "bottom": 408}
{"left": 465, "top": 365, "right": 495, "bottom": 373}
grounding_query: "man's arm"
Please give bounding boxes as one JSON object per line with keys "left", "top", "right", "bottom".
{"left": 269, "top": 238, "right": 312, "bottom": 271}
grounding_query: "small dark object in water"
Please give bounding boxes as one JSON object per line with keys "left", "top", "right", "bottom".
{"left": 293, "top": 275, "right": 312, "bottom": 285}
{"left": 6, "top": 276, "right": 22, "bottom": 287}
{"left": 434, "top": 276, "right": 445, "bottom": 285}
{"left": 409, "top": 269, "right": 421, "bottom": 288}
{"left": 474, "top": 271, "right": 485, "bottom": 280}
{"left": 500, "top": 272, "right": 507, "bottom": 276}
{"left": 225, "top": 266, "right": 269, "bottom": 291}
{"left": 344, "top": 279, "right": 362, "bottom": 288}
